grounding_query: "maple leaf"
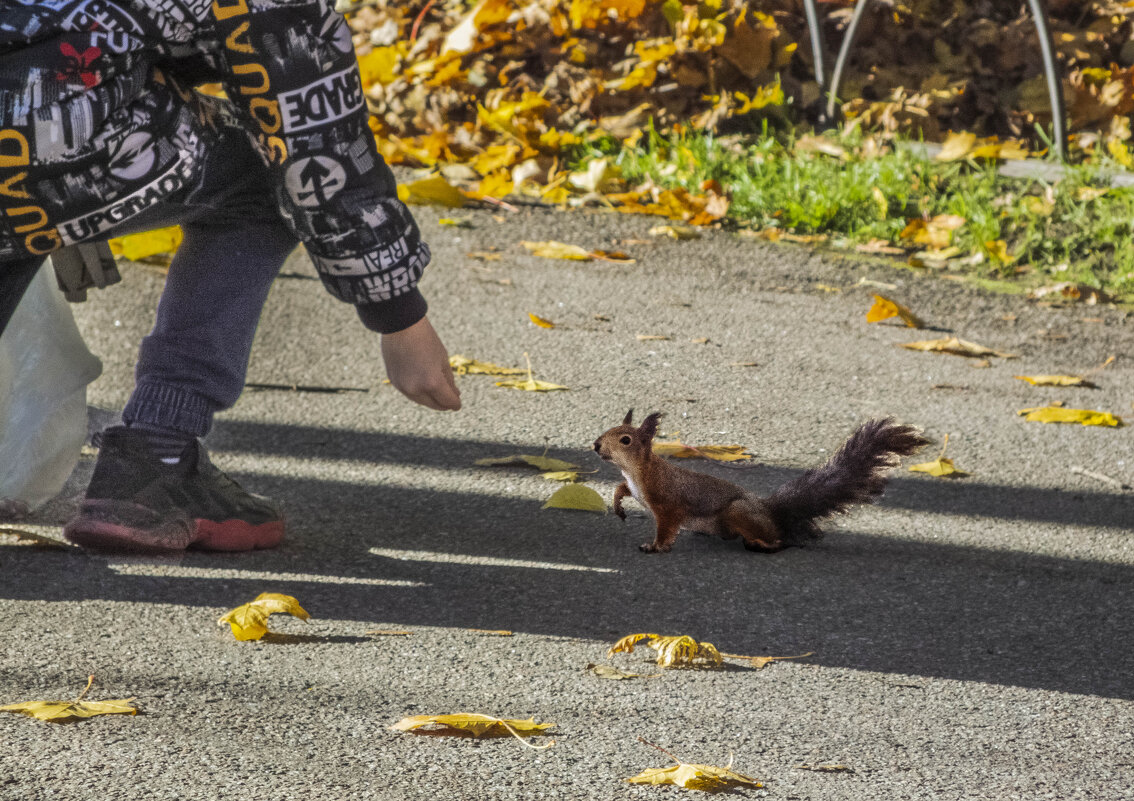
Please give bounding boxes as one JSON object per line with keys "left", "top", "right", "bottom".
{"left": 217, "top": 592, "right": 310, "bottom": 641}
{"left": 866, "top": 294, "right": 925, "bottom": 328}
{"left": 1, "top": 676, "right": 136, "bottom": 723}
{"left": 1017, "top": 406, "right": 1123, "bottom": 427}
{"left": 390, "top": 713, "right": 554, "bottom": 748}
{"left": 609, "top": 633, "right": 723, "bottom": 668}
{"left": 542, "top": 483, "right": 606, "bottom": 512}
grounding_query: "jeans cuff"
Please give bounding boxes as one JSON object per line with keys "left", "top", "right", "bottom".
{"left": 122, "top": 381, "right": 216, "bottom": 437}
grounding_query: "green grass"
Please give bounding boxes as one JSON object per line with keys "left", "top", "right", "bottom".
{"left": 573, "top": 127, "right": 1134, "bottom": 300}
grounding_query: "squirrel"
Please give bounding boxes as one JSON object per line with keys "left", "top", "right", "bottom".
{"left": 593, "top": 410, "right": 928, "bottom": 554}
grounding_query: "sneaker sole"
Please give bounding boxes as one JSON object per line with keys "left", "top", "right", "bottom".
{"left": 65, "top": 501, "right": 283, "bottom": 553}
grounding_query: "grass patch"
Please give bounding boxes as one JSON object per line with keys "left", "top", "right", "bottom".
{"left": 574, "top": 128, "right": 1134, "bottom": 300}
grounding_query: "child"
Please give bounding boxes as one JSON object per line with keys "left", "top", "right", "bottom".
{"left": 0, "top": 0, "right": 460, "bottom": 551}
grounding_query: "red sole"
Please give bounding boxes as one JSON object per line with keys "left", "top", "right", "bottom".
{"left": 65, "top": 502, "right": 284, "bottom": 553}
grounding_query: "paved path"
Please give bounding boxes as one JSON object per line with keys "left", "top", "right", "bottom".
{"left": 2, "top": 203, "right": 1132, "bottom": 800}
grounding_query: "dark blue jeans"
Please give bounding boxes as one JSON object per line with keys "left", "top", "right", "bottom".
{"left": 6, "top": 126, "right": 298, "bottom": 438}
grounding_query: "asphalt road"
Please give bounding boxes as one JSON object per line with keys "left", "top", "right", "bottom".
{"left": 2, "top": 202, "right": 1132, "bottom": 800}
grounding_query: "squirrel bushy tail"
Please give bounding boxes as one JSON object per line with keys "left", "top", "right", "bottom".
{"left": 766, "top": 418, "right": 928, "bottom": 546}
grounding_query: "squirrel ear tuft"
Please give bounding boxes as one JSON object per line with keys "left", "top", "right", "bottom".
{"left": 639, "top": 412, "right": 662, "bottom": 440}
{"left": 622, "top": 409, "right": 634, "bottom": 425}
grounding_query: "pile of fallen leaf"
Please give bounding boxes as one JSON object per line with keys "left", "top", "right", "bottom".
{"left": 344, "top": 0, "right": 1134, "bottom": 186}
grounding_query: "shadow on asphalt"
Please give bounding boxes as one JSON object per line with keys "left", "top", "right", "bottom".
{"left": 7, "top": 419, "right": 1131, "bottom": 702}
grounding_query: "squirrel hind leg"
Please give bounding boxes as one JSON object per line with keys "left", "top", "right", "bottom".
{"left": 722, "top": 499, "right": 785, "bottom": 553}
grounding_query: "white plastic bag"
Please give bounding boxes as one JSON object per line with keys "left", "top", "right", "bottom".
{"left": 0, "top": 260, "right": 102, "bottom": 510}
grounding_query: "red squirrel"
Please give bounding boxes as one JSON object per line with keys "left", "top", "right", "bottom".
{"left": 593, "top": 410, "right": 928, "bottom": 553}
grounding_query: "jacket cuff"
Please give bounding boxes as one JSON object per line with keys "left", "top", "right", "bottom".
{"left": 355, "top": 287, "right": 428, "bottom": 334}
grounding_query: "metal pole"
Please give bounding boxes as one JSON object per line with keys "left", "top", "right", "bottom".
{"left": 801, "top": 0, "right": 828, "bottom": 92}
{"left": 1025, "top": 0, "right": 1068, "bottom": 160}
{"left": 826, "top": 0, "right": 872, "bottom": 122}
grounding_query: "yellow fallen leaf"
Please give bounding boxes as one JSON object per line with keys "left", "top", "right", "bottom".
{"left": 542, "top": 483, "right": 606, "bottom": 512}
{"left": 468, "top": 628, "right": 513, "bottom": 636}
{"left": 627, "top": 762, "right": 763, "bottom": 791}
{"left": 628, "top": 739, "right": 761, "bottom": 791}
{"left": 397, "top": 175, "right": 467, "bottom": 208}
{"left": 609, "top": 633, "right": 722, "bottom": 668}
{"left": 217, "top": 592, "right": 310, "bottom": 641}
{"left": 540, "top": 470, "right": 580, "bottom": 481}
{"left": 908, "top": 434, "right": 969, "bottom": 478}
{"left": 0, "top": 676, "right": 136, "bottom": 723}
{"left": 899, "top": 336, "right": 1016, "bottom": 359}
{"left": 720, "top": 651, "right": 815, "bottom": 669}
{"left": 521, "top": 240, "right": 593, "bottom": 260}
{"left": 1014, "top": 375, "right": 1095, "bottom": 388}
{"left": 438, "top": 217, "right": 473, "bottom": 228}
{"left": 474, "top": 454, "right": 578, "bottom": 471}
{"left": 495, "top": 376, "right": 568, "bottom": 392}
{"left": 0, "top": 527, "right": 71, "bottom": 549}
{"left": 108, "top": 226, "right": 183, "bottom": 261}
{"left": 528, "top": 312, "right": 556, "bottom": 329}
{"left": 1017, "top": 407, "right": 1123, "bottom": 427}
{"left": 984, "top": 239, "right": 1017, "bottom": 265}
{"left": 449, "top": 355, "right": 527, "bottom": 376}
{"left": 866, "top": 295, "right": 925, "bottom": 328}
{"left": 390, "top": 713, "right": 554, "bottom": 747}
{"left": 648, "top": 224, "right": 701, "bottom": 240}
{"left": 652, "top": 441, "right": 753, "bottom": 462}
{"left": 495, "top": 352, "right": 568, "bottom": 392}
{"left": 589, "top": 249, "right": 635, "bottom": 262}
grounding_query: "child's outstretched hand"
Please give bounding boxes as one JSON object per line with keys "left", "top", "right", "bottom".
{"left": 380, "top": 316, "right": 462, "bottom": 411}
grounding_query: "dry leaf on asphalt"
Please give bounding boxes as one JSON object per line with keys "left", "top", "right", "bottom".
{"left": 1017, "top": 406, "right": 1123, "bottom": 427}
{"left": 636, "top": 334, "right": 670, "bottom": 341}
{"left": 627, "top": 739, "right": 762, "bottom": 792}
{"left": 1015, "top": 374, "right": 1097, "bottom": 387}
{"left": 542, "top": 483, "right": 606, "bottom": 513}
{"left": 865, "top": 294, "right": 925, "bottom": 328}
{"left": 217, "top": 592, "right": 310, "bottom": 641}
{"left": 540, "top": 470, "right": 581, "bottom": 481}
{"left": 0, "top": 675, "right": 137, "bottom": 723}
{"left": 609, "top": 633, "right": 723, "bottom": 668}
{"left": 0, "top": 527, "right": 71, "bottom": 549}
{"left": 719, "top": 651, "right": 815, "bottom": 669}
{"left": 390, "top": 714, "right": 554, "bottom": 748}
{"left": 449, "top": 355, "right": 526, "bottom": 376}
{"left": 468, "top": 629, "right": 514, "bottom": 636}
{"left": 521, "top": 240, "right": 633, "bottom": 262}
{"left": 899, "top": 336, "right": 1016, "bottom": 359}
{"left": 494, "top": 353, "right": 568, "bottom": 392}
{"left": 528, "top": 312, "right": 556, "bottom": 328}
{"left": 108, "top": 226, "right": 182, "bottom": 261}
{"left": 653, "top": 441, "right": 753, "bottom": 462}
{"left": 795, "top": 763, "right": 855, "bottom": 773}
{"left": 1028, "top": 283, "right": 1115, "bottom": 305}
{"left": 475, "top": 454, "right": 578, "bottom": 472}
{"left": 1015, "top": 355, "right": 1113, "bottom": 387}
{"left": 648, "top": 224, "right": 701, "bottom": 240}
{"left": 908, "top": 434, "right": 969, "bottom": 478}
{"left": 438, "top": 217, "right": 473, "bottom": 228}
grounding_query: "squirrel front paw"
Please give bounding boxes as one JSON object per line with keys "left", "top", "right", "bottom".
{"left": 639, "top": 541, "right": 669, "bottom": 554}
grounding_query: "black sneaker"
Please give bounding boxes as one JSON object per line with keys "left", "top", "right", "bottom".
{"left": 64, "top": 426, "right": 284, "bottom": 552}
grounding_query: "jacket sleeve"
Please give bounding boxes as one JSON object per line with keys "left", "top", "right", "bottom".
{"left": 203, "top": 0, "right": 428, "bottom": 333}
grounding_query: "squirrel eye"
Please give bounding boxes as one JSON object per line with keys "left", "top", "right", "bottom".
{"left": 619, "top": 435, "right": 632, "bottom": 445}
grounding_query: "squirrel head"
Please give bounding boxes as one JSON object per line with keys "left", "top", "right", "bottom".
{"left": 593, "top": 409, "right": 661, "bottom": 469}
